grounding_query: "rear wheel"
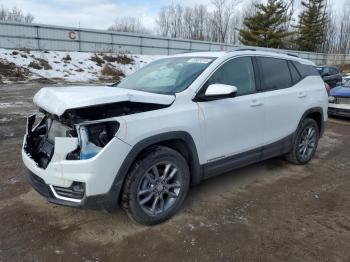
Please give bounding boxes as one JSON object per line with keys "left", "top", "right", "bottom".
{"left": 285, "top": 118, "right": 319, "bottom": 165}
{"left": 122, "top": 146, "right": 190, "bottom": 225}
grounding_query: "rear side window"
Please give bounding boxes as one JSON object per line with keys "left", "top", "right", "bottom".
{"left": 206, "top": 56, "right": 256, "bottom": 96}
{"left": 292, "top": 61, "right": 319, "bottom": 77}
{"left": 288, "top": 61, "right": 302, "bottom": 84}
{"left": 257, "top": 57, "right": 292, "bottom": 91}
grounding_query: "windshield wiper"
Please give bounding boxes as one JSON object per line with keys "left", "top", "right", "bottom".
{"left": 110, "top": 80, "right": 121, "bottom": 87}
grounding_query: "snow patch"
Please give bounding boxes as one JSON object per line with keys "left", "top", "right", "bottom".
{"left": 0, "top": 48, "right": 164, "bottom": 83}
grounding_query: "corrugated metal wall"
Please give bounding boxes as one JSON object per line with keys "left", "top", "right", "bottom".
{"left": 1, "top": 21, "right": 349, "bottom": 65}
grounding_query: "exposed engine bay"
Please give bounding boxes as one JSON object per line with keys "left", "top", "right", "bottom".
{"left": 60, "top": 101, "right": 168, "bottom": 124}
{"left": 24, "top": 101, "right": 168, "bottom": 169}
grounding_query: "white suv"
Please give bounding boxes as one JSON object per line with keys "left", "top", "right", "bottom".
{"left": 22, "top": 50, "right": 328, "bottom": 225}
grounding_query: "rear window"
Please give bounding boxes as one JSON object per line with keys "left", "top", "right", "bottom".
{"left": 257, "top": 57, "right": 292, "bottom": 91}
{"left": 329, "top": 67, "right": 339, "bottom": 75}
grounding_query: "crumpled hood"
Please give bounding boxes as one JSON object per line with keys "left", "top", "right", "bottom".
{"left": 33, "top": 85, "right": 175, "bottom": 116}
{"left": 330, "top": 86, "right": 350, "bottom": 98}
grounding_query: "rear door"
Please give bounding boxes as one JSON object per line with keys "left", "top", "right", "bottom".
{"left": 256, "top": 57, "right": 304, "bottom": 149}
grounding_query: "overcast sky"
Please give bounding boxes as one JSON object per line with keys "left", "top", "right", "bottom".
{"left": 0, "top": 0, "right": 348, "bottom": 32}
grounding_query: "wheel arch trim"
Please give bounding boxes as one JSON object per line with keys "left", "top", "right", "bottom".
{"left": 108, "top": 131, "right": 203, "bottom": 208}
{"left": 298, "top": 107, "right": 325, "bottom": 136}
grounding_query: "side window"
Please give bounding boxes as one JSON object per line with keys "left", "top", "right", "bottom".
{"left": 206, "top": 57, "right": 256, "bottom": 96}
{"left": 288, "top": 61, "right": 302, "bottom": 84}
{"left": 257, "top": 57, "right": 292, "bottom": 91}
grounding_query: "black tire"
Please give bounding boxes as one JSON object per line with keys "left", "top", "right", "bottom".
{"left": 285, "top": 118, "right": 319, "bottom": 165}
{"left": 122, "top": 146, "right": 190, "bottom": 225}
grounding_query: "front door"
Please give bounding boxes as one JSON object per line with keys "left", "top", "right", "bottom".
{"left": 197, "top": 56, "right": 265, "bottom": 163}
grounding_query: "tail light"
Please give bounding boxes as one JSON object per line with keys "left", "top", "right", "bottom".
{"left": 324, "top": 83, "right": 330, "bottom": 96}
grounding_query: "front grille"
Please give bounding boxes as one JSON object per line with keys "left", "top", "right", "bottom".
{"left": 335, "top": 97, "right": 350, "bottom": 105}
{"left": 53, "top": 182, "right": 85, "bottom": 200}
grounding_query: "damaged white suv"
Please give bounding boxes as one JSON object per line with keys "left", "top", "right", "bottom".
{"left": 23, "top": 50, "right": 328, "bottom": 225}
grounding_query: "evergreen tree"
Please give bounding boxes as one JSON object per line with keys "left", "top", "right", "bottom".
{"left": 239, "top": 0, "right": 292, "bottom": 48}
{"left": 295, "top": 0, "right": 328, "bottom": 52}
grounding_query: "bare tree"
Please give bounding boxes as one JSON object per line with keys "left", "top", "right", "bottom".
{"left": 108, "top": 17, "right": 149, "bottom": 34}
{"left": 337, "top": 3, "right": 350, "bottom": 54}
{"left": 193, "top": 5, "right": 208, "bottom": 40}
{"left": 321, "top": 1, "right": 350, "bottom": 55}
{"left": 156, "top": 7, "right": 171, "bottom": 36}
{"left": 211, "top": 0, "right": 240, "bottom": 42}
{"left": 183, "top": 6, "right": 193, "bottom": 39}
{"left": 156, "top": 3, "right": 210, "bottom": 40}
{"left": 170, "top": 4, "right": 184, "bottom": 38}
{"left": 323, "top": 5, "right": 337, "bottom": 53}
{"left": 0, "top": 6, "right": 34, "bottom": 23}
{"left": 156, "top": 1, "right": 245, "bottom": 44}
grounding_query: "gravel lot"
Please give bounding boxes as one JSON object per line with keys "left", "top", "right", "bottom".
{"left": 1, "top": 83, "right": 350, "bottom": 262}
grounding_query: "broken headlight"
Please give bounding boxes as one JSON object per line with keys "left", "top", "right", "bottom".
{"left": 67, "top": 121, "right": 119, "bottom": 160}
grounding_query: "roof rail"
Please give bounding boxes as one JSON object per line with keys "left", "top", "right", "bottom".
{"left": 230, "top": 48, "right": 257, "bottom": 52}
{"left": 229, "top": 46, "right": 299, "bottom": 58}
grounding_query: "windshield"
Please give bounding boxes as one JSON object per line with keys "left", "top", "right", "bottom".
{"left": 344, "top": 79, "right": 350, "bottom": 87}
{"left": 116, "top": 57, "right": 215, "bottom": 94}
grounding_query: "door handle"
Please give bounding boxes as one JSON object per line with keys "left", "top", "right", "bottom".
{"left": 298, "top": 92, "right": 307, "bottom": 98}
{"left": 250, "top": 100, "right": 263, "bottom": 107}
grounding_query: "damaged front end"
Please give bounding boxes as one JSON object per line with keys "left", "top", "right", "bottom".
{"left": 24, "top": 99, "right": 168, "bottom": 169}
{"left": 25, "top": 85, "right": 174, "bottom": 168}
{"left": 22, "top": 85, "right": 175, "bottom": 208}
{"left": 24, "top": 112, "right": 119, "bottom": 169}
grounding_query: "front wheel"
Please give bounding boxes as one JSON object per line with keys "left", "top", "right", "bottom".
{"left": 285, "top": 118, "right": 320, "bottom": 165}
{"left": 122, "top": 146, "right": 190, "bottom": 225}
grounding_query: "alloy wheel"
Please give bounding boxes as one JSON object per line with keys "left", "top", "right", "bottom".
{"left": 137, "top": 161, "right": 182, "bottom": 216}
{"left": 298, "top": 126, "right": 317, "bottom": 161}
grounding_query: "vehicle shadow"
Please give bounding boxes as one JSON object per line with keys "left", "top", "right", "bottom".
{"left": 183, "top": 157, "right": 291, "bottom": 211}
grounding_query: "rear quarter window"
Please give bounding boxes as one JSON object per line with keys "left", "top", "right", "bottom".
{"left": 288, "top": 61, "right": 302, "bottom": 84}
{"left": 292, "top": 61, "right": 319, "bottom": 78}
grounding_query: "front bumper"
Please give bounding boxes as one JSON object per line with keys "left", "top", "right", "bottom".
{"left": 328, "top": 104, "right": 350, "bottom": 117}
{"left": 22, "top": 133, "right": 132, "bottom": 210}
{"left": 24, "top": 167, "right": 124, "bottom": 210}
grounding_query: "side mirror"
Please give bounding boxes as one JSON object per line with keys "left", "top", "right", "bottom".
{"left": 198, "top": 84, "right": 237, "bottom": 101}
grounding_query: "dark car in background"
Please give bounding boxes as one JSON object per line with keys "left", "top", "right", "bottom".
{"left": 316, "top": 66, "right": 342, "bottom": 88}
